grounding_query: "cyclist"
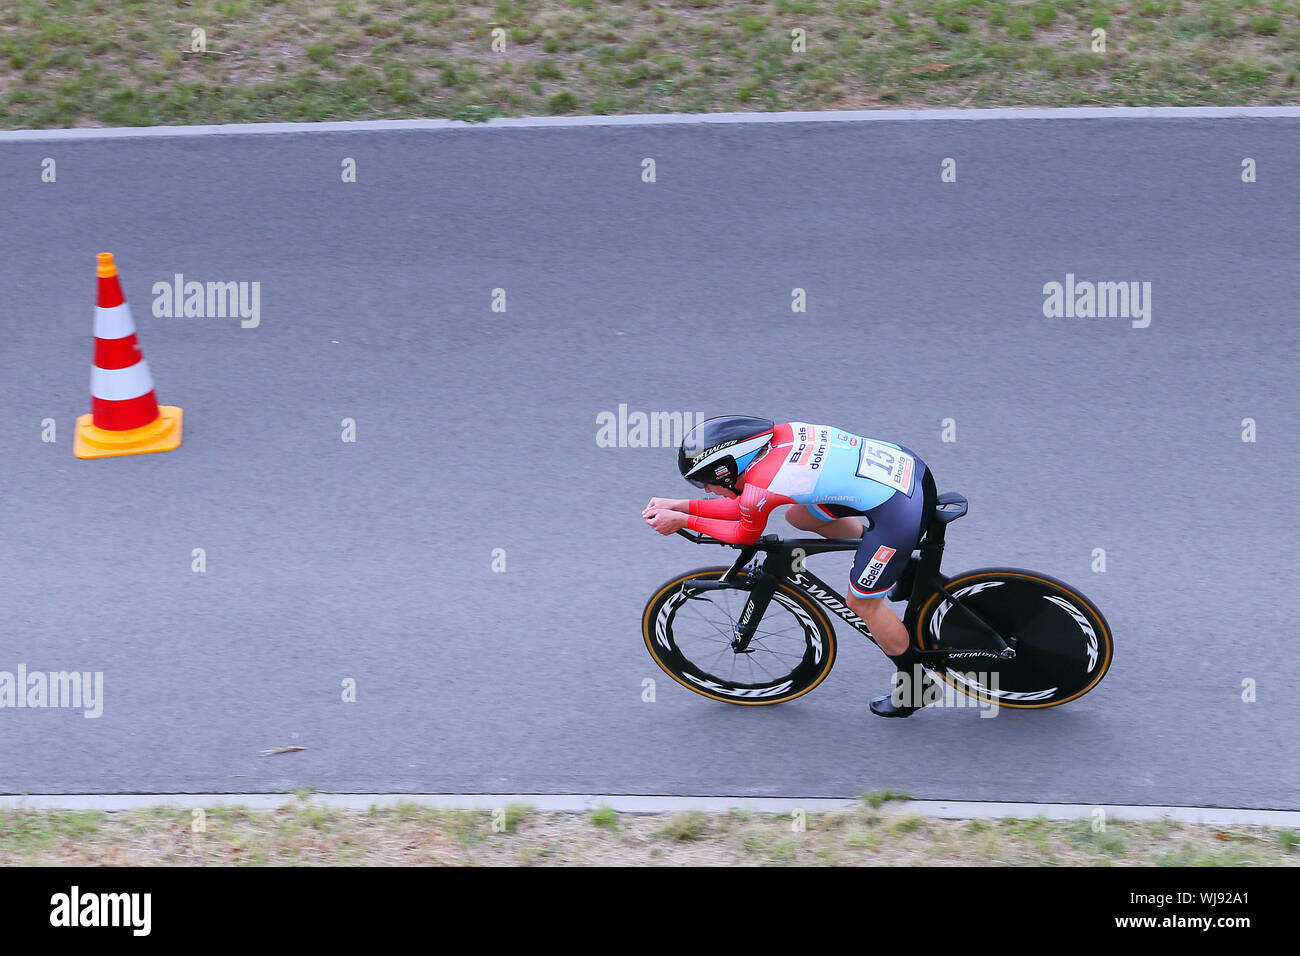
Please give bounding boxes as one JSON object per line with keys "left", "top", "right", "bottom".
{"left": 644, "top": 416, "right": 935, "bottom": 718}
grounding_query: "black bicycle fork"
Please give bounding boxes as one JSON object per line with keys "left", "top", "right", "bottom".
{"left": 679, "top": 540, "right": 772, "bottom": 652}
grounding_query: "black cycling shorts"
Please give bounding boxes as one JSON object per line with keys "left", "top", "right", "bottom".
{"left": 845, "top": 451, "right": 932, "bottom": 599}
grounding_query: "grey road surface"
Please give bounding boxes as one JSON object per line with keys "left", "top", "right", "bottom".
{"left": 1, "top": 112, "right": 1296, "bottom": 806}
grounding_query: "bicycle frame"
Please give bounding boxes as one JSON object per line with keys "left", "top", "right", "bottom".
{"left": 674, "top": 503, "right": 1017, "bottom": 664}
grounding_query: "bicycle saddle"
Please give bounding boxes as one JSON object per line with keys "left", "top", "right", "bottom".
{"left": 933, "top": 492, "right": 968, "bottom": 524}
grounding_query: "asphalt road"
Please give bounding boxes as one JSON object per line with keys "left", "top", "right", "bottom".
{"left": 0, "top": 111, "right": 1296, "bottom": 806}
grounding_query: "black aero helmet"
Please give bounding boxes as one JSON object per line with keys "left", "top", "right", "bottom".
{"left": 678, "top": 416, "right": 776, "bottom": 490}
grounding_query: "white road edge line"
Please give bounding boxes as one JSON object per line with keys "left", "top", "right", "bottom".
{"left": 1, "top": 794, "right": 1297, "bottom": 826}
{"left": 3, "top": 106, "right": 1300, "bottom": 142}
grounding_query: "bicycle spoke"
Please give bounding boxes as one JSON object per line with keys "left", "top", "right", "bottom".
{"left": 671, "top": 597, "right": 811, "bottom": 685}
{"left": 738, "top": 650, "right": 780, "bottom": 683}
{"left": 750, "top": 622, "right": 803, "bottom": 640}
{"left": 702, "top": 643, "right": 736, "bottom": 673}
{"left": 680, "top": 600, "right": 736, "bottom": 643}
{"left": 648, "top": 570, "right": 843, "bottom": 704}
{"left": 744, "top": 643, "right": 804, "bottom": 667}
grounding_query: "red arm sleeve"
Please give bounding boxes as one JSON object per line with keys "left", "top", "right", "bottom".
{"left": 688, "top": 498, "right": 743, "bottom": 519}
{"left": 686, "top": 513, "right": 762, "bottom": 545}
{"left": 684, "top": 484, "right": 789, "bottom": 545}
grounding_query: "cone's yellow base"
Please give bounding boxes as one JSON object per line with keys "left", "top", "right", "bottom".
{"left": 74, "top": 406, "right": 183, "bottom": 459}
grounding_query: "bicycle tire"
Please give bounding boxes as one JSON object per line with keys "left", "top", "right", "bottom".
{"left": 642, "top": 566, "right": 838, "bottom": 705}
{"left": 913, "top": 567, "right": 1113, "bottom": 709}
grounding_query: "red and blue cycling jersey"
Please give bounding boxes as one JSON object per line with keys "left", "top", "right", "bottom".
{"left": 685, "top": 423, "right": 928, "bottom": 598}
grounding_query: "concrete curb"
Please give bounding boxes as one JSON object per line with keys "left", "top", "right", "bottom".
{"left": 3, "top": 106, "right": 1300, "bottom": 142}
{"left": 2, "top": 793, "right": 1297, "bottom": 826}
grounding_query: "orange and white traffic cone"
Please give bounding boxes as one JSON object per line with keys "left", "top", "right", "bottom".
{"left": 73, "top": 253, "right": 183, "bottom": 459}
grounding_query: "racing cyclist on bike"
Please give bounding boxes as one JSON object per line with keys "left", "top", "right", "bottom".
{"left": 643, "top": 415, "right": 935, "bottom": 718}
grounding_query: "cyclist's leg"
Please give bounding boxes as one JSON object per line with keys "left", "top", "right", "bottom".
{"left": 846, "top": 452, "right": 930, "bottom": 601}
{"left": 846, "top": 595, "right": 909, "bottom": 654}
{"left": 844, "top": 493, "right": 927, "bottom": 639}
{"left": 786, "top": 503, "right": 863, "bottom": 539}
{"left": 847, "top": 461, "right": 937, "bottom": 716}
{"left": 844, "top": 469, "right": 924, "bottom": 652}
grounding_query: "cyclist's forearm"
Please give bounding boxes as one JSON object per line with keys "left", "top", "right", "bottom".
{"left": 688, "top": 497, "right": 742, "bottom": 519}
{"left": 686, "top": 514, "right": 762, "bottom": 545}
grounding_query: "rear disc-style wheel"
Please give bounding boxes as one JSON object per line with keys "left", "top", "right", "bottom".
{"left": 642, "top": 567, "right": 837, "bottom": 705}
{"left": 914, "top": 568, "right": 1113, "bottom": 709}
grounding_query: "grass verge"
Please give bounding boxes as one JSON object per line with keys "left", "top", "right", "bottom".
{"left": 3, "top": 1, "right": 1300, "bottom": 129}
{"left": 1, "top": 796, "right": 1296, "bottom": 865}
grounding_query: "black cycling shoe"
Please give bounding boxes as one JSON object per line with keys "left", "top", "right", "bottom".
{"left": 869, "top": 693, "right": 923, "bottom": 718}
{"left": 869, "top": 666, "right": 936, "bottom": 719}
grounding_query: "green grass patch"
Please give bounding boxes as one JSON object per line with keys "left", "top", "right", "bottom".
{"left": 4, "top": 0, "right": 1300, "bottom": 128}
{"left": 589, "top": 805, "right": 620, "bottom": 829}
{"left": 657, "top": 811, "right": 711, "bottom": 842}
{"left": 1, "top": 804, "right": 1297, "bottom": 865}
{"left": 861, "top": 789, "right": 912, "bottom": 809}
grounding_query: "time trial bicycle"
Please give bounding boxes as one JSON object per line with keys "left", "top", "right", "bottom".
{"left": 642, "top": 472, "right": 1113, "bottom": 709}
